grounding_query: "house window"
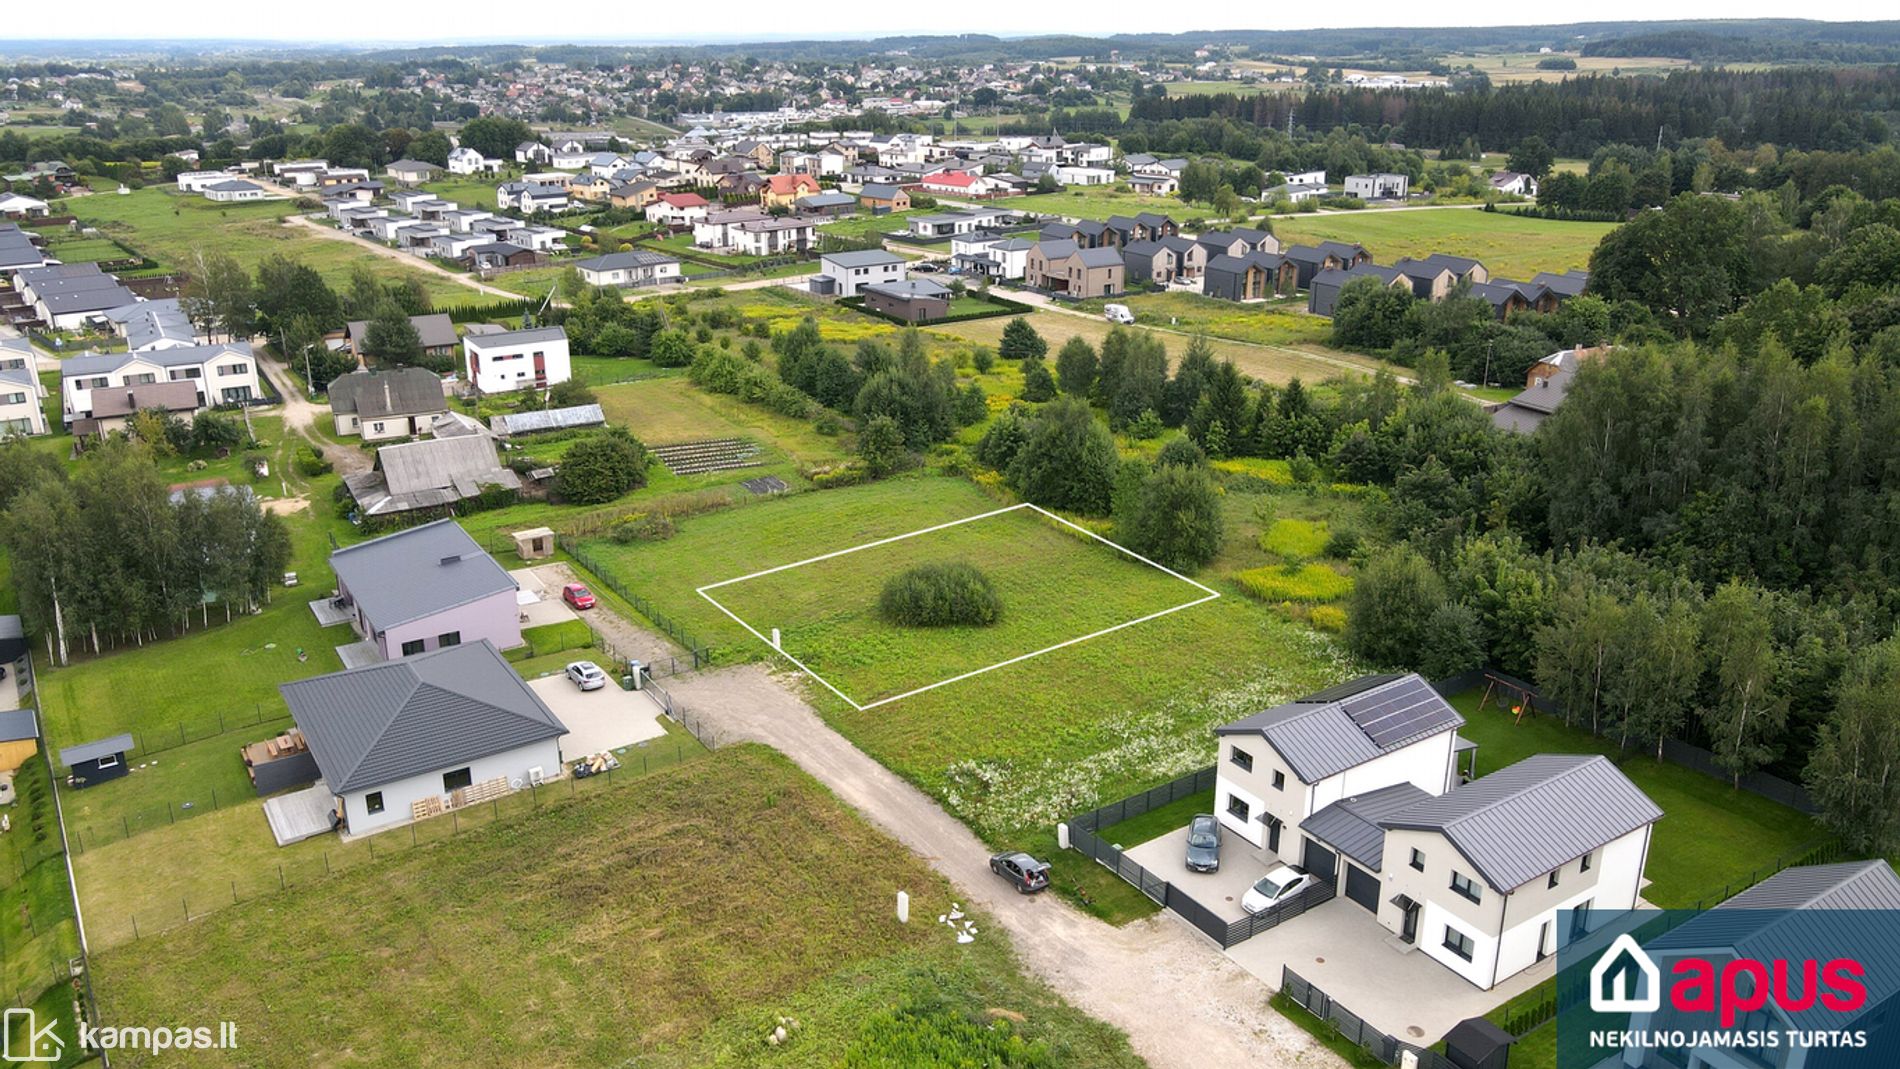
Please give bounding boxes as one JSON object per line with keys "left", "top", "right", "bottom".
{"left": 370, "top": 422, "right": 385, "bottom": 434}
{"left": 400, "top": 639, "right": 426, "bottom": 656}
{"left": 366, "top": 792, "right": 385, "bottom": 814}
{"left": 1443, "top": 926, "right": 1475, "bottom": 962}
{"left": 220, "top": 362, "right": 249, "bottom": 375}
{"left": 127, "top": 373, "right": 156, "bottom": 385}
{"left": 1272, "top": 770, "right": 1286, "bottom": 791}
{"left": 1451, "top": 871, "right": 1483, "bottom": 904}
{"left": 442, "top": 768, "right": 474, "bottom": 793}
{"left": 1229, "top": 746, "right": 1253, "bottom": 772}
{"left": 96, "top": 753, "right": 120, "bottom": 769}
{"left": 0, "top": 392, "right": 23, "bottom": 406}
{"left": 1226, "top": 795, "right": 1250, "bottom": 823}
{"left": 1549, "top": 869, "right": 1562, "bottom": 889}
{"left": 1410, "top": 849, "right": 1426, "bottom": 872}
{"left": 437, "top": 631, "right": 460, "bottom": 648}
{"left": 1580, "top": 851, "right": 1593, "bottom": 873}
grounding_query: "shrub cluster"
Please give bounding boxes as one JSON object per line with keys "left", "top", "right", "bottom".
{"left": 878, "top": 562, "right": 1003, "bottom": 628}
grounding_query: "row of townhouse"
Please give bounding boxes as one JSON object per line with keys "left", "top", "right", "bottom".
{"left": 59, "top": 342, "right": 262, "bottom": 438}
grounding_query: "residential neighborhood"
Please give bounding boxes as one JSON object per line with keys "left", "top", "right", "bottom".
{"left": 0, "top": 17, "right": 1895, "bottom": 1069}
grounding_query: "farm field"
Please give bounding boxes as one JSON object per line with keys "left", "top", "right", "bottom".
{"left": 1451, "top": 51, "right": 1699, "bottom": 83}
{"left": 1271, "top": 207, "right": 1616, "bottom": 280}
{"left": 89, "top": 746, "right": 1142, "bottom": 1069}
{"left": 705, "top": 503, "right": 1213, "bottom": 706}
{"left": 64, "top": 186, "right": 485, "bottom": 307}
{"left": 575, "top": 475, "right": 1363, "bottom": 847}
{"left": 987, "top": 186, "right": 1195, "bottom": 222}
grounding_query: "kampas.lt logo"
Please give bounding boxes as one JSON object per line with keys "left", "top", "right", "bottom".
{"left": 3, "top": 1007, "right": 64, "bottom": 1063}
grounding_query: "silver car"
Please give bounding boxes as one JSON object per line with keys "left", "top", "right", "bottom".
{"left": 565, "top": 661, "right": 608, "bottom": 691}
{"left": 1185, "top": 814, "right": 1222, "bottom": 872}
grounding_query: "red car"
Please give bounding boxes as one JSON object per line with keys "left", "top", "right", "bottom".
{"left": 562, "top": 583, "right": 597, "bottom": 610}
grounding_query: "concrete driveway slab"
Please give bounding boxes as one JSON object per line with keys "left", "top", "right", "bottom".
{"left": 526, "top": 675, "right": 667, "bottom": 759}
{"left": 1125, "top": 824, "right": 1281, "bottom": 923}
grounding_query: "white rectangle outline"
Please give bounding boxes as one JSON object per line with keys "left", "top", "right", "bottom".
{"left": 696, "top": 501, "right": 1220, "bottom": 710}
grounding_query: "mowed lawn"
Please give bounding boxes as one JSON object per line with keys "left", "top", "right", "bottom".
{"left": 706, "top": 504, "right": 1211, "bottom": 705}
{"left": 90, "top": 746, "right": 1143, "bottom": 1069}
{"left": 65, "top": 186, "right": 484, "bottom": 307}
{"left": 578, "top": 475, "right": 1363, "bottom": 840}
{"left": 1271, "top": 208, "right": 1617, "bottom": 280}
{"left": 1448, "top": 691, "right": 1829, "bottom": 909}
{"left": 995, "top": 186, "right": 1195, "bottom": 222}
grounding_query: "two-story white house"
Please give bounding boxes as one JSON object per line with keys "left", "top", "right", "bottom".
{"left": 59, "top": 342, "right": 260, "bottom": 427}
{"left": 816, "top": 249, "right": 907, "bottom": 297}
{"left": 462, "top": 326, "right": 570, "bottom": 394}
{"left": 447, "top": 146, "right": 503, "bottom": 175}
{"left": 0, "top": 339, "right": 46, "bottom": 437}
{"left": 1213, "top": 674, "right": 1660, "bottom": 991}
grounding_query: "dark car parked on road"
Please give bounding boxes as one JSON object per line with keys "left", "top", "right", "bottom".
{"left": 1185, "top": 813, "right": 1222, "bottom": 872}
{"left": 989, "top": 852, "right": 1050, "bottom": 893}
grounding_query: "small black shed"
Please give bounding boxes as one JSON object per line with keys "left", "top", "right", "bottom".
{"left": 59, "top": 733, "right": 134, "bottom": 788}
{"left": 1443, "top": 1016, "right": 1514, "bottom": 1069}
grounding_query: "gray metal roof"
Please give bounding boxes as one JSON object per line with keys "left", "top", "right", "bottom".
{"left": 489, "top": 403, "right": 605, "bottom": 436}
{"left": 345, "top": 314, "right": 459, "bottom": 352}
{"left": 1648, "top": 861, "right": 1900, "bottom": 1029}
{"left": 0, "top": 708, "right": 36, "bottom": 744}
{"left": 1076, "top": 247, "right": 1124, "bottom": 269}
{"left": 60, "top": 733, "right": 134, "bottom": 766}
{"left": 1301, "top": 782, "right": 1433, "bottom": 872}
{"left": 822, "top": 249, "right": 905, "bottom": 268}
{"left": 1216, "top": 674, "right": 1463, "bottom": 783}
{"left": 463, "top": 326, "right": 566, "bottom": 350}
{"left": 280, "top": 641, "right": 566, "bottom": 794}
{"left": 1383, "top": 754, "right": 1661, "bottom": 892}
{"left": 865, "top": 278, "right": 950, "bottom": 300}
{"left": 328, "top": 519, "right": 517, "bottom": 630}
{"left": 575, "top": 251, "right": 679, "bottom": 272}
{"left": 61, "top": 342, "right": 251, "bottom": 378}
{"left": 328, "top": 367, "right": 448, "bottom": 420}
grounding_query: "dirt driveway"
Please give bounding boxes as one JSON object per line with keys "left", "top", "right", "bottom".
{"left": 667, "top": 663, "right": 1340, "bottom": 1069}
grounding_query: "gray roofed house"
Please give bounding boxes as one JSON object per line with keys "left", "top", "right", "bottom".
{"left": 59, "top": 733, "right": 135, "bottom": 768}
{"left": 1308, "top": 263, "right": 1410, "bottom": 317}
{"left": 345, "top": 313, "right": 460, "bottom": 357}
{"left": 328, "top": 367, "right": 449, "bottom": 440}
{"left": 343, "top": 434, "right": 522, "bottom": 517}
{"left": 326, "top": 518, "right": 521, "bottom": 666}
{"left": 279, "top": 641, "right": 566, "bottom": 833}
{"left": 1216, "top": 673, "right": 1465, "bottom": 784}
{"left": 1383, "top": 753, "right": 1661, "bottom": 893}
{"left": 821, "top": 249, "right": 905, "bottom": 269}
{"left": 1299, "top": 782, "right": 1434, "bottom": 871}
{"left": 1491, "top": 367, "right": 1575, "bottom": 434}
{"left": 0, "top": 708, "right": 37, "bottom": 745}
{"left": 1529, "top": 269, "right": 1588, "bottom": 298}
{"left": 463, "top": 325, "right": 565, "bottom": 349}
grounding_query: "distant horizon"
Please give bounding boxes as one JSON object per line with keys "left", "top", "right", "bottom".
{"left": 2, "top": 11, "right": 1897, "bottom": 50}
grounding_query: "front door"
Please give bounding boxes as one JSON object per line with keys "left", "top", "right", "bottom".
{"left": 1401, "top": 901, "right": 1420, "bottom": 943}
{"left": 1266, "top": 817, "right": 1281, "bottom": 853}
{"left": 1537, "top": 919, "right": 1553, "bottom": 961}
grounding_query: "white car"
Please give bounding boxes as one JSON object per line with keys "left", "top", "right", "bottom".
{"left": 565, "top": 661, "right": 608, "bottom": 691}
{"left": 1103, "top": 303, "right": 1135, "bottom": 324}
{"left": 1241, "top": 864, "right": 1314, "bottom": 914}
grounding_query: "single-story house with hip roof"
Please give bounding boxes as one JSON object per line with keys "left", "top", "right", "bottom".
{"left": 862, "top": 278, "right": 952, "bottom": 323}
{"left": 463, "top": 326, "right": 570, "bottom": 394}
{"left": 385, "top": 159, "right": 440, "bottom": 186}
{"left": 203, "top": 179, "right": 267, "bottom": 202}
{"left": 327, "top": 519, "right": 522, "bottom": 660}
{"left": 1621, "top": 861, "right": 1900, "bottom": 1069}
{"left": 59, "top": 733, "right": 134, "bottom": 788}
{"left": 345, "top": 313, "right": 460, "bottom": 360}
{"left": 327, "top": 367, "right": 449, "bottom": 441}
{"left": 279, "top": 640, "right": 566, "bottom": 835}
{"left": 573, "top": 251, "right": 682, "bottom": 289}
{"left": 796, "top": 191, "right": 858, "bottom": 217}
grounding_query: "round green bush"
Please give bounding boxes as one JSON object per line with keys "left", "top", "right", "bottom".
{"left": 878, "top": 562, "right": 1002, "bottom": 628}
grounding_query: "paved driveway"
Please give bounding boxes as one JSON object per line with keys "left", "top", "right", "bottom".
{"left": 1125, "top": 824, "right": 1280, "bottom": 923}
{"left": 1226, "top": 896, "right": 1551, "bottom": 1042}
{"left": 526, "top": 676, "right": 668, "bottom": 759}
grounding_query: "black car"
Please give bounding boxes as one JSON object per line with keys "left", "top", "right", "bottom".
{"left": 989, "top": 851, "right": 1050, "bottom": 893}
{"left": 1184, "top": 813, "right": 1222, "bottom": 872}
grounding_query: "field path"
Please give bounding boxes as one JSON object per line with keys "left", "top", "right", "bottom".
{"left": 253, "top": 346, "right": 373, "bottom": 475}
{"left": 669, "top": 663, "right": 1342, "bottom": 1069}
{"left": 282, "top": 214, "right": 519, "bottom": 299}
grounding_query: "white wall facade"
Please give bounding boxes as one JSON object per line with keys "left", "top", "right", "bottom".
{"left": 340, "top": 737, "right": 563, "bottom": 835}
{"left": 464, "top": 334, "right": 572, "bottom": 393}
{"left": 822, "top": 255, "right": 906, "bottom": 297}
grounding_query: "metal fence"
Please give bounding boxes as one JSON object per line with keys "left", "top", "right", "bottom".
{"left": 563, "top": 539, "right": 714, "bottom": 668}
{"left": 1063, "top": 766, "right": 1334, "bottom": 949}
{"left": 51, "top": 704, "right": 294, "bottom": 774}
{"left": 1282, "top": 967, "right": 1458, "bottom": 1069}
{"left": 1431, "top": 668, "right": 1820, "bottom": 813}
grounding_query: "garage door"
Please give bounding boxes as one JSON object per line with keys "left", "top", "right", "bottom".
{"left": 1345, "top": 863, "right": 1380, "bottom": 913}
{"left": 1301, "top": 838, "right": 1337, "bottom": 884}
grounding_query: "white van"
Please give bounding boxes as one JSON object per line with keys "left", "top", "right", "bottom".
{"left": 1103, "top": 303, "right": 1135, "bottom": 324}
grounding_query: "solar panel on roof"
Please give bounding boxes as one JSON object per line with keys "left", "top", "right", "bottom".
{"left": 1343, "top": 675, "right": 1457, "bottom": 748}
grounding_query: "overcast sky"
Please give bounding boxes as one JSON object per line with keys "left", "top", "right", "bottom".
{"left": 4, "top": 6, "right": 1894, "bottom": 45}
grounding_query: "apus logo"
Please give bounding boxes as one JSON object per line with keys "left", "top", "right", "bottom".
{"left": 1591, "top": 933, "right": 1661, "bottom": 1013}
{"left": 2, "top": 1007, "right": 64, "bottom": 1062}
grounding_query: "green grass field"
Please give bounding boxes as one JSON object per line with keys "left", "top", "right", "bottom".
{"left": 89, "top": 746, "right": 1142, "bottom": 1069}
{"left": 1448, "top": 690, "right": 1828, "bottom": 909}
{"left": 817, "top": 210, "right": 926, "bottom": 241}
{"left": 1072, "top": 292, "right": 1331, "bottom": 348}
{"left": 1271, "top": 209, "right": 1616, "bottom": 281}
{"left": 64, "top": 186, "right": 484, "bottom": 308}
{"left": 705, "top": 503, "right": 1211, "bottom": 706}
{"left": 995, "top": 186, "right": 1195, "bottom": 223}
{"left": 0, "top": 757, "right": 83, "bottom": 1063}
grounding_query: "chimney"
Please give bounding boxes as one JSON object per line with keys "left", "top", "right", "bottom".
{"left": 439, "top": 554, "right": 463, "bottom": 566}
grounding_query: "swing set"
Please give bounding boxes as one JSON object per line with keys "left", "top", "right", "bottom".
{"left": 1475, "top": 673, "right": 1538, "bottom": 725}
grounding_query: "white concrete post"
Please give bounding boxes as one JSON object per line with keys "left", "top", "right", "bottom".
{"left": 771, "top": 627, "right": 781, "bottom": 650}
{"left": 1057, "top": 823, "right": 1070, "bottom": 850}
{"left": 896, "top": 890, "right": 910, "bottom": 924}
